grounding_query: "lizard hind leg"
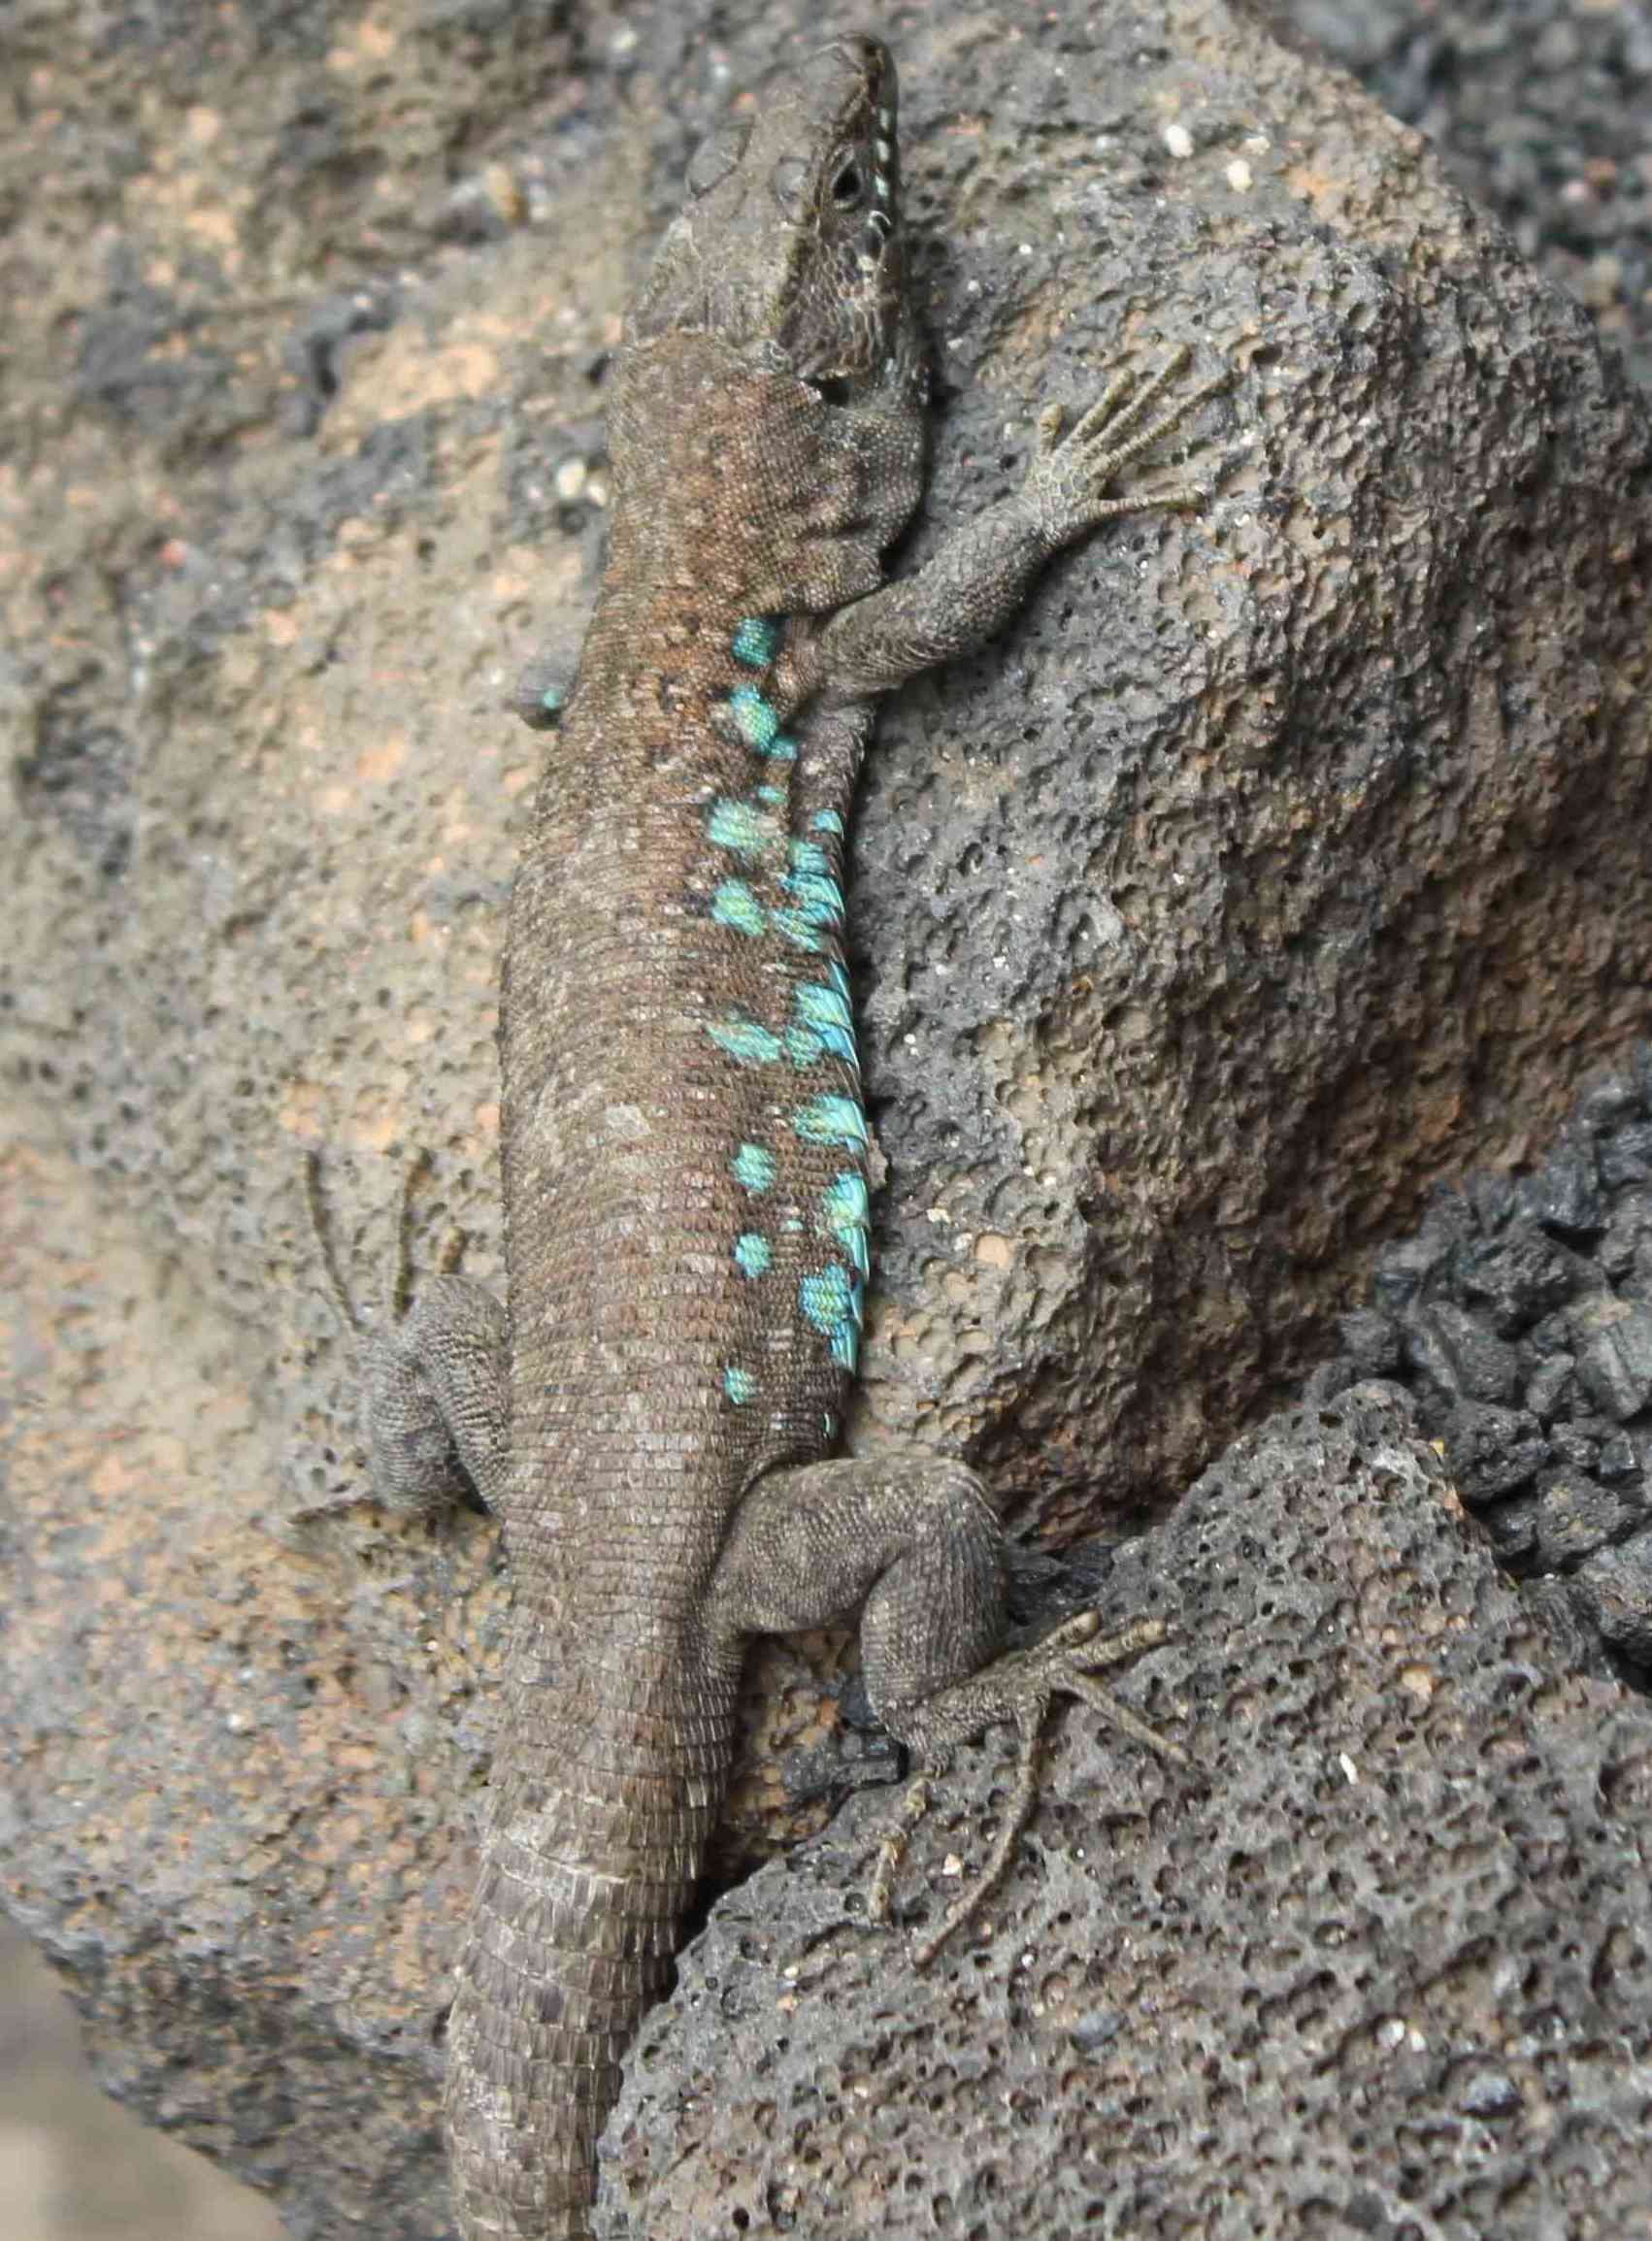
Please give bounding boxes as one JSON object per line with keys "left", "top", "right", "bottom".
{"left": 705, "top": 1453, "right": 1189, "bottom": 1965}
{"left": 305, "top": 1150, "right": 512, "bottom": 1518}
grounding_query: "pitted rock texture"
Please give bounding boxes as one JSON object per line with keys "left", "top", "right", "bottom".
{"left": 1, "top": 0, "right": 1649, "bottom": 2230}
{"left": 1310, "top": 1048, "right": 1652, "bottom": 1680}
{"left": 597, "top": 1385, "right": 1652, "bottom": 2240}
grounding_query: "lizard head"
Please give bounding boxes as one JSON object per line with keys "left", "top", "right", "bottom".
{"left": 629, "top": 34, "right": 922, "bottom": 405}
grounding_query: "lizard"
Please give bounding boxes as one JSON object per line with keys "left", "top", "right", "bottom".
{"left": 317, "top": 32, "right": 1224, "bottom": 2240}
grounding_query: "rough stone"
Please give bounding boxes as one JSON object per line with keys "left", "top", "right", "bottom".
{"left": 1571, "top": 1301, "right": 1652, "bottom": 1422}
{"left": 1439, "top": 1401, "right": 1551, "bottom": 1507}
{"left": 1401, "top": 1300, "right": 1522, "bottom": 1403}
{"left": 1578, "top": 1532, "right": 1652, "bottom": 1664}
{"left": 1535, "top": 1471, "right": 1636, "bottom": 1572}
{"left": 597, "top": 1389, "right": 1652, "bottom": 2240}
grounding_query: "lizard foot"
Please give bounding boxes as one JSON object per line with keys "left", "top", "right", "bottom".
{"left": 1028, "top": 344, "right": 1230, "bottom": 537}
{"left": 867, "top": 1610, "right": 1191, "bottom": 1967}
{"left": 302, "top": 1151, "right": 507, "bottom": 1518}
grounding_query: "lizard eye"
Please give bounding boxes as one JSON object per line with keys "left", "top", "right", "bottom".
{"left": 830, "top": 157, "right": 866, "bottom": 209}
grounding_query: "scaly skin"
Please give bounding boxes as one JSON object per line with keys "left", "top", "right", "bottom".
{"left": 321, "top": 35, "right": 1221, "bottom": 2238}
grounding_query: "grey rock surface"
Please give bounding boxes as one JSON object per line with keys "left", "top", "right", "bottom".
{"left": 1, "top": 0, "right": 1649, "bottom": 2233}
{"left": 599, "top": 1385, "right": 1652, "bottom": 2239}
{"left": 1310, "top": 1051, "right": 1652, "bottom": 1677}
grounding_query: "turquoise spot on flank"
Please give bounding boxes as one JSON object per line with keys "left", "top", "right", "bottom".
{"left": 811, "top": 807, "right": 844, "bottom": 837}
{"left": 780, "top": 1213, "right": 806, "bottom": 1234}
{"left": 731, "top": 616, "right": 779, "bottom": 668}
{"left": 772, "top": 907, "right": 824, "bottom": 954}
{"left": 708, "top": 1016, "right": 783, "bottom": 1067}
{"left": 707, "top": 798, "right": 782, "bottom": 859}
{"left": 783, "top": 869, "right": 844, "bottom": 926}
{"left": 729, "top": 685, "right": 779, "bottom": 750}
{"left": 793, "top": 1095, "right": 867, "bottom": 1149}
{"left": 822, "top": 1171, "right": 871, "bottom": 1276}
{"left": 823, "top": 1171, "right": 869, "bottom": 1227}
{"left": 757, "top": 784, "right": 787, "bottom": 807}
{"left": 785, "top": 1023, "right": 825, "bottom": 1069}
{"left": 800, "top": 1264, "right": 856, "bottom": 1336}
{"left": 760, "top": 732, "right": 799, "bottom": 763}
{"left": 788, "top": 839, "right": 830, "bottom": 878}
{"left": 799, "top": 1265, "right": 864, "bottom": 1371}
{"left": 539, "top": 684, "right": 563, "bottom": 716}
{"left": 711, "top": 879, "right": 766, "bottom": 938}
{"left": 734, "top": 1233, "right": 773, "bottom": 1278}
{"left": 793, "top": 981, "right": 857, "bottom": 1067}
{"left": 731, "top": 1142, "right": 776, "bottom": 1194}
{"left": 723, "top": 1366, "right": 758, "bottom": 1404}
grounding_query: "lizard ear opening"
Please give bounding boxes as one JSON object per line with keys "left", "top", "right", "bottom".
{"left": 773, "top": 153, "right": 810, "bottom": 221}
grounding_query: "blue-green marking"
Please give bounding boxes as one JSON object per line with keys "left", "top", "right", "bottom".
{"left": 784, "top": 860, "right": 843, "bottom": 923}
{"left": 821, "top": 1171, "right": 871, "bottom": 1276}
{"left": 731, "top": 616, "right": 780, "bottom": 668}
{"left": 723, "top": 1366, "right": 758, "bottom": 1405}
{"left": 711, "top": 879, "right": 766, "bottom": 938}
{"left": 810, "top": 807, "right": 845, "bottom": 838}
{"left": 799, "top": 1264, "right": 864, "bottom": 1372}
{"left": 708, "top": 1016, "right": 783, "bottom": 1067}
{"left": 785, "top": 1023, "right": 825, "bottom": 1069}
{"left": 734, "top": 1233, "right": 773, "bottom": 1279}
{"left": 729, "top": 686, "right": 779, "bottom": 751}
{"left": 800, "top": 1264, "right": 856, "bottom": 1335}
{"left": 793, "top": 1094, "right": 868, "bottom": 1149}
{"left": 731, "top": 1142, "right": 776, "bottom": 1194}
{"left": 793, "top": 981, "right": 857, "bottom": 1068}
{"left": 707, "top": 798, "right": 783, "bottom": 859}
{"left": 757, "top": 784, "right": 787, "bottom": 807}
{"left": 772, "top": 907, "right": 824, "bottom": 954}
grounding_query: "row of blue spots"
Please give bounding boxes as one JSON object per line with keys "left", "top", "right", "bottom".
{"left": 708, "top": 987, "right": 858, "bottom": 1077}
{"left": 721, "top": 1151, "right": 869, "bottom": 1398}
{"left": 718, "top": 619, "right": 864, "bottom": 1402}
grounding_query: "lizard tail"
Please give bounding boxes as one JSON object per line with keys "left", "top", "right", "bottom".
{"left": 442, "top": 1659, "right": 740, "bottom": 2238}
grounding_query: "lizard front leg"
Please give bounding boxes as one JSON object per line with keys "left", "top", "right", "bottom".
{"left": 705, "top": 1454, "right": 1189, "bottom": 1964}
{"left": 780, "top": 347, "right": 1226, "bottom": 708}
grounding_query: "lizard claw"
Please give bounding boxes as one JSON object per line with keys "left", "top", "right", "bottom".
{"left": 866, "top": 1605, "right": 1193, "bottom": 1967}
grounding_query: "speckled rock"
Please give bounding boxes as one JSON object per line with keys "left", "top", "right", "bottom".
{"left": 597, "top": 1385, "right": 1652, "bottom": 2239}
{"left": 1309, "top": 1055, "right": 1652, "bottom": 1679}
{"left": 1, "top": 0, "right": 1649, "bottom": 2231}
